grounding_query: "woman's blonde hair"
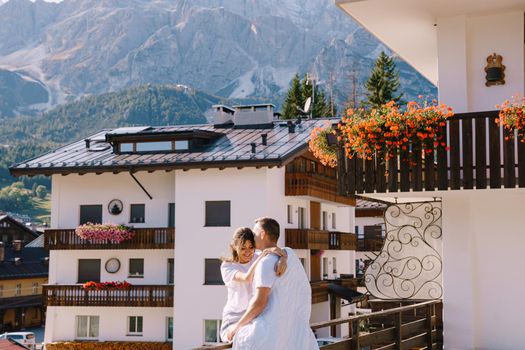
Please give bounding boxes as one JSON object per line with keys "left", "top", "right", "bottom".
{"left": 221, "top": 227, "right": 255, "bottom": 263}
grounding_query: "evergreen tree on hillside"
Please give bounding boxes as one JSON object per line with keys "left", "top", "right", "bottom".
{"left": 364, "top": 51, "right": 402, "bottom": 108}
{"left": 281, "top": 74, "right": 336, "bottom": 119}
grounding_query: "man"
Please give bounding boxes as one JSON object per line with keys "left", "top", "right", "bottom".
{"left": 227, "top": 217, "right": 319, "bottom": 350}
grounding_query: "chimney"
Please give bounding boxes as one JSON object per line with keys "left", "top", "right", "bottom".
{"left": 85, "top": 139, "right": 91, "bottom": 149}
{"left": 287, "top": 121, "right": 296, "bottom": 133}
{"left": 0, "top": 242, "right": 4, "bottom": 263}
{"left": 212, "top": 105, "right": 235, "bottom": 126}
{"left": 251, "top": 143, "right": 256, "bottom": 153}
{"left": 233, "top": 104, "right": 275, "bottom": 128}
{"left": 261, "top": 134, "right": 267, "bottom": 146}
{"left": 12, "top": 240, "right": 22, "bottom": 253}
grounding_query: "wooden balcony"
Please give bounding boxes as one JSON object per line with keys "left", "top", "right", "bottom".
{"left": 44, "top": 227, "right": 175, "bottom": 250}
{"left": 338, "top": 110, "right": 525, "bottom": 195}
{"left": 311, "top": 281, "right": 329, "bottom": 304}
{"left": 43, "top": 285, "right": 173, "bottom": 307}
{"left": 285, "top": 172, "right": 355, "bottom": 205}
{"left": 285, "top": 228, "right": 356, "bottom": 250}
{"left": 357, "top": 237, "right": 384, "bottom": 251}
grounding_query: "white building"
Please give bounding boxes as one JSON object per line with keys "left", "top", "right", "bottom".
{"left": 11, "top": 105, "right": 359, "bottom": 349}
{"left": 336, "top": 1, "right": 525, "bottom": 349}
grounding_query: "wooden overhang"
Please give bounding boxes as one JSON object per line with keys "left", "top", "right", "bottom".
{"left": 9, "top": 119, "right": 335, "bottom": 177}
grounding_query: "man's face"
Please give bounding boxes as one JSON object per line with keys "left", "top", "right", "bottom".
{"left": 252, "top": 223, "right": 264, "bottom": 249}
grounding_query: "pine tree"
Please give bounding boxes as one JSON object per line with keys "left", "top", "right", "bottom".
{"left": 281, "top": 74, "right": 336, "bottom": 119}
{"left": 364, "top": 51, "right": 402, "bottom": 108}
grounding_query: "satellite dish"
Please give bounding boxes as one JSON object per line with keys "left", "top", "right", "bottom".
{"left": 304, "top": 97, "right": 312, "bottom": 113}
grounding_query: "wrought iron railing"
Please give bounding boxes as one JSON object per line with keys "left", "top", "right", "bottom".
{"left": 285, "top": 229, "right": 356, "bottom": 250}
{"left": 43, "top": 284, "right": 173, "bottom": 307}
{"left": 338, "top": 110, "right": 525, "bottom": 195}
{"left": 44, "top": 227, "right": 175, "bottom": 249}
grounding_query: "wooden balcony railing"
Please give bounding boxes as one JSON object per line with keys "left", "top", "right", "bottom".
{"left": 338, "top": 110, "right": 525, "bottom": 195}
{"left": 43, "top": 285, "right": 173, "bottom": 307}
{"left": 192, "top": 300, "right": 443, "bottom": 350}
{"left": 357, "top": 237, "right": 384, "bottom": 251}
{"left": 44, "top": 227, "right": 175, "bottom": 250}
{"left": 285, "top": 172, "right": 355, "bottom": 205}
{"left": 311, "top": 281, "right": 329, "bottom": 304}
{"left": 285, "top": 229, "right": 356, "bottom": 250}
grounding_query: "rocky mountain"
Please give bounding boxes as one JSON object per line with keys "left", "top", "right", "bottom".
{"left": 0, "top": 0, "right": 435, "bottom": 119}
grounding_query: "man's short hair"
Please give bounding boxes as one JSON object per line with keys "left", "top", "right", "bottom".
{"left": 255, "top": 217, "right": 280, "bottom": 242}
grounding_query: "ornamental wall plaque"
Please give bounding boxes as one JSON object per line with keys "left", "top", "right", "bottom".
{"left": 485, "top": 53, "right": 505, "bottom": 87}
{"left": 108, "top": 199, "right": 123, "bottom": 215}
{"left": 105, "top": 258, "right": 121, "bottom": 273}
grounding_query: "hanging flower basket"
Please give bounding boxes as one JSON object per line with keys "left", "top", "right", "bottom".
{"left": 82, "top": 281, "right": 132, "bottom": 291}
{"left": 308, "top": 123, "right": 337, "bottom": 168}
{"left": 75, "top": 223, "right": 134, "bottom": 243}
{"left": 496, "top": 95, "right": 525, "bottom": 142}
{"left": 338, "top": 99, "right": 453, "bottom": 161}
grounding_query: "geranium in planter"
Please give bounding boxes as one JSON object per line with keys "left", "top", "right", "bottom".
{"left": 338, "top": 99, "right": 453, "bottom": 161}
{"left": 82, "top": 281, "right": 132, "bottom": 291}
{"left": 75, "top": 223, "right": 134, "bottom": 243}
{"left": 496, "top": 95, "right": 525, "bottom": 142}
{"left": 309, "top": 123, "right": 338, "bottom": 168}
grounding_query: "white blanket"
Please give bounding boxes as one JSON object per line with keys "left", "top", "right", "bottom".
{"left": 233, "top": 248, "right": 319, "bottom": 350}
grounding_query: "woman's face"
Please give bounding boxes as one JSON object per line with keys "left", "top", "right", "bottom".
{"left": 237, "top": 240, "right": 255, "bottom": 264}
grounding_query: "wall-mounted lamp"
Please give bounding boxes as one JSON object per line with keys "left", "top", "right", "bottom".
{"left": 485, "top": 53, "right": 505, "bottom": 87}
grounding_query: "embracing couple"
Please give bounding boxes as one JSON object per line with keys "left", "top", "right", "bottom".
{"left": 220, "top": 217, "right": 319, "bottom": 350}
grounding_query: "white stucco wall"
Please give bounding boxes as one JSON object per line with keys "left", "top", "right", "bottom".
{"left": 51, "top": 171, "right": 175, "bottom": 228}
{"left": 45, "top": 306, "right": 172, "bottom": 343}
{"left": 437, "top": 10, "right": 525, "bottom": 112}
{"left": 49, "top": 250, "right": 173, "bottom": 285}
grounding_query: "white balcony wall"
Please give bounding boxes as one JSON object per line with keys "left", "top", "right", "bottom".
{"left": 44, "top": 306, "right": 172, "bottom": 343}
{"left": 49, "top": 250, "right": 173, "bottom": 285}
{"left": 51, "top": 171, "right": 175, "bottom": 229}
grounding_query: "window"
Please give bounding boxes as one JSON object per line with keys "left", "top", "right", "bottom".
{"left": 127, "top": 316, "right": 143, "bottom": 336}
{"left": 168, "top": 203, "right": 175, "bottom": 228}
{"left": 322, "top": 257, "right": 329, "bottom": 279}
{"left": 129, "top": 259, "right": 144, "bottom": 278}
{"left": 120, "top": 143, "right": 133, "bottom": 152}
{"left": 76, "top": 315, "right": 99, "bottom": 340}
{"left": 0, "top": 285, "right": 3, "bottom": 297}
{"left": 298, "top": 207, "right": 306, "bottom": 229}
{"left": 130, "top": 204, "right": 145, "bottom": 223}
{"left": 322, "top": 211, "right": 328, "bottom": 230}
{"left": 205, "top": 201, "right": 231, "bottom": 227}
{"left": 167, "top": 258, "right": 174, "bottom": 285}
{"left": 287, "top": 205, "right": 293, "bottom": 224}
{"left": 332, "top": 213, "right": 336, "bottom": 229}
{"left": 204, "top": 259, "right": 223, "bottom": 285}
{"left": 175, "top": 140, "right": 189, "bottom": 151}
{"left": 78, "top": 259, "right": 101, "bottom": 283}
{"left": 204, "top": 320, "right": 222, "bottom": 343}
{"left": 15, "top": 283, "right": 21, "bottom": 296}
{"left": 355, "top": 226, "right": 360, "bottom": 235}
{"left": 332, "top": 257, "right": 337, "bottom": 274}
{"left": 79, "top": 205, "right": 103, "bottom": 225}
{"left": 32, "top": 282, "right": 39, "bottom": 295}
{"left": 136, "top": 141, "right": 172, "bottom": 152}
{"left": 167, "top": 317, "right": 173, "bottom": 341}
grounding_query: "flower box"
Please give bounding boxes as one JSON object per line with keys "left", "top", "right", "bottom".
{"left": 496, "top": 95, "right": 525, "bottom": 142}
{"left": 75, "top": 223, "right": 134, "bottom": 244}
{"left": 82, "top": 281, "right": 132, "bottom": 291}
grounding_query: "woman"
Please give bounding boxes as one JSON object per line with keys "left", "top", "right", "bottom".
{"left": 220, "top": 227, "right": 286, "bottom": 342}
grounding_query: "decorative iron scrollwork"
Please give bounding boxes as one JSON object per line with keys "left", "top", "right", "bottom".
{"left": 365, "top": 201, "right": 443, "bottom": 300}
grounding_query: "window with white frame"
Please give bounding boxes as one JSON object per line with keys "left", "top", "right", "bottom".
{"left": 167, "top": 317, "right": 173, "bottom": 341}
{"left": 76, "top": 315, "right": 99, "bottom": 340}
{"left": 128, "top": 316, "right": 143, "bottom": 336}
{"left": 298, "top": 207, "right": 306, "bottom": 229}
{"left": 32, "top": 282, "right": 38, "bottom": 295}
{"left": 322, "top": 257, "right": 329, "bottom": 279}
{"left": 204, "top": 319, "right": 222, "bottom": 343}
{"left": 322, "top": 211, "right": 328, "bottom": 230}
{"left": 129, "top": 258, "right": 144, "bottom": 278}
{"left": 15, "top": 283, "right": 21, "bottom": 296}
{"left": 332, "top": 213, "right": 336, "bottom": 229}
{"left": 287, "top": 205, "right": 293, "bottom": 224}
{"left": 332, "top": 257, "right": 337, "bottom": 274}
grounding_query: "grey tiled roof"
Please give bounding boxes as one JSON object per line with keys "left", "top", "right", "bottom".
{"left": 10, "top": 119, "right": 335, "bottom": 176}
{"left": 0, "top": 247, "right": 48, "bottom": 280}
